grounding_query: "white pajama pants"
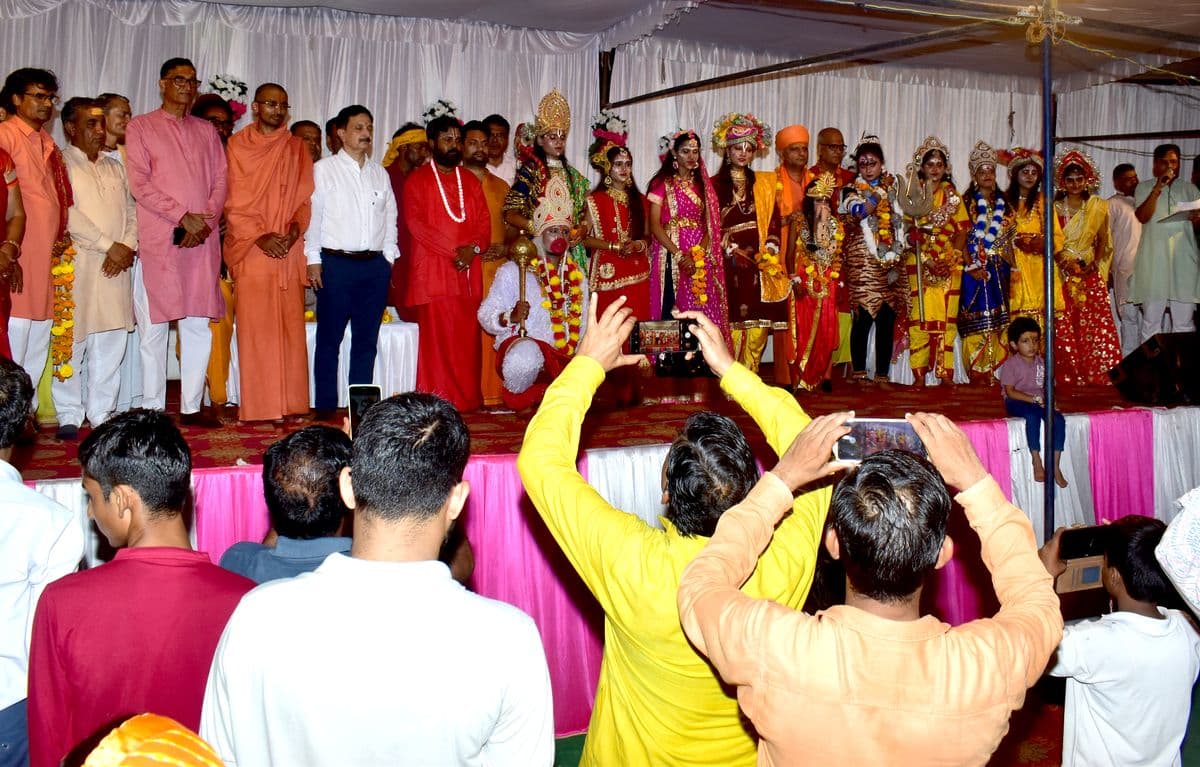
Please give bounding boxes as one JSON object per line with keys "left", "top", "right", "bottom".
{"left": 1118, "top": 303, "right": 1142, "bottom": 357}
{"left": 1140, "top": 300, "right": 1197, "bottom": 345}
{"left": 50, "top": 328, "right": 128, "bottom": 427}
{"left": 7, "top": 317, "right": 52, "bottom": 411}
{"left": 133, "top": 261, "right": 212, "bottom": 414}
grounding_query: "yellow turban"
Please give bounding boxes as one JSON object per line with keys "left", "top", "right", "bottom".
{"left": 382, "top": 128, "right": 428, "bottom": 168}
{"left": 775, "top": 124, "right": 809, "bottom": 153}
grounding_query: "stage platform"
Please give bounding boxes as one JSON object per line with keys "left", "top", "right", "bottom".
{"left": 19, "top": 376, "right": 1200, "bottom": 743}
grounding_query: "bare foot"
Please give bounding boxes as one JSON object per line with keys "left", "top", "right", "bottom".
{"left": 1032, "top": 453, "right": 1046, "bottom": 483}
{"left": 1055, "top": 468, "right": 1069, "bottom": 488}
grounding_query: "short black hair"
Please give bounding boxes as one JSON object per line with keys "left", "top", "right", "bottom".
{"left": 830, "top": 450, "right": 951, "bottom": 602}
{"left": 263, "top": 426, "right": 352, "bottom": 540}
{"left": 1007, "top": 316, "right": 1042, "bottom": 344}
{"left": 159, "top": 57, "right": 195, "bottom": 79}
{"left": 60, "top": 97, "right": 98, "bottom": 129}
{"left": 2, "top": 68, "right": 58, "bottom": 111}
{"left": 425, "top": 115, "right": 460, "bottom": 142}
{"left": 78, "top": 410, "right": 192, "bottom": 516}
{"left": 483, "top": 114, "right": 510, "bottom": 133}
{"left": 0, "top": 357, "right": 32, "bottom": 449}
{"left": 462, "top": 119, "right": 488, "bottom": 138}
{"left": 1104, "top": 515, "right": 1170, "bottom": 603}
{"left": 853, "top": 142, "right": 885, "bottom": 164}
{"left": 350, "top": 393, "right": 469, "bottom": 521}
{"left": 1153, "top": 143, "right": 1182, "bottom": 161}
{"left": 334, "top": 104, "right": 372, "bottom": 131}
{"left": 664, "top": 412, "right": 758, "bottom": 537}
{"left": 1112, "top": 162, "right": 1136, "bottom": 181}
{"left": 290, "top": 119, "right": 319, "bottom": 134}
{"left": 324, "top": 117, "right": 337, "bottom": 137}
{"left": 191, "top": 93, "right": 231, "bottom": 119}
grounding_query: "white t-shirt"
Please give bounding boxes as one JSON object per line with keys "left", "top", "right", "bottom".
{"left": 1050, "top": 608, "right": 1200, "bottom": 767}
{"left": 200, "top": 553, "right": 554, "bottom": 766}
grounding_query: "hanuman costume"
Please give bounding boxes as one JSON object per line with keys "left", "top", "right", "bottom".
{"left": 503, "top": 90, "right": 590, "bottom": 272}
{"left": 788, "top": 173, "right": 844, "bottom": 391}
{"left": 902, "top": 137, "right": 969, "bottom": 382}
{"left": 478, "top": 175, "right": 589, "bottom": 411}
{"left": 1053, "top": 150, "right": 1120, "bottom": 384}
{"left": 710, "top": 113, "right": 788, "bottom": 374}
{"left": 957, "top": 140, "right": 1013, "bottom": 378}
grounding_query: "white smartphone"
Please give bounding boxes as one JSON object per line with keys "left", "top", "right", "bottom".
{"left": 833, "top": 418, "right": 926, "bottom": 462}
{"left": 347, "top": 384, "right": 382, "bottom": 438}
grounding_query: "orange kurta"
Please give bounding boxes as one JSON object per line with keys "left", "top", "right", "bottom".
{"left": 224, "top": 125, "right": 314, "bottom": 421}
{"left": 478, "top": 171, "right": 510, "bottom": 407}
{"left": 0, "top": 118, "right": 65, "bottom": 320}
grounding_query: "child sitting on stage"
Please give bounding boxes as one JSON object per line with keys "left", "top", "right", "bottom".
{"left": 996, "top": 316, "right": 1067, "bottom": 487}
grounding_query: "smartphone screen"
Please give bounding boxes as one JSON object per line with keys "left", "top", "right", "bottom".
{"left": 834, "top": 418, "right": 926, "bottom": 462}
{"left": 629, "top": 320, "right": 698, "bottom": 354}
{"left": 347, "top": 384, "right": 382, "bottom": 438}
{"left": 1058, "top": 525, "right": 1107, "bottom": 560}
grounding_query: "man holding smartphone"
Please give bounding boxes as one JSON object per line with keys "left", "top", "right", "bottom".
{"left": 1131, "top": 143, "right": 1200, "bottom": 343}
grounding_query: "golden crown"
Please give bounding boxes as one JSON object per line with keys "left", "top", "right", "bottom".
{"left": 535, "top": 89, "right": 571, "bottom": 136}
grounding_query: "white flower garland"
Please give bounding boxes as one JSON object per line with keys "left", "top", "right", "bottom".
{"left": 967, "top": 191, "right": 1006, "bottom": 268}
{"left": 421, "top": 98, "right": 461, "bottom": 126}
{"left": 589, "top": 109, "right": 628, "bottom": 136}
{"left": 206, "top": 74, "right": 246, "bottom": 102}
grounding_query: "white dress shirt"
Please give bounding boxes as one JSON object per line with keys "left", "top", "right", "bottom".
{"left": 1106, "top": 192, "right": 1142, "bottom": 307}
{"left": 488, "top": 155, "right": 517, "bottom": 186}
{"left": 304, "top": 150, "right": 400, "bottom": 265}
{"left": 0, "top": 458, "right": 84, "bottom": 709}
{"left": 201, "top": 554, "right": 554, "bottom": 766}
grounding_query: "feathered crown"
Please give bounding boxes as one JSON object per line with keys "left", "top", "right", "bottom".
{"left": 535, "top": 89, "right": 571, "bottom": 136}
{"left": 910, "top": 136, "right": 952, "bottom": 175}
{"left": 808, "top": 172, "right": 838, "bottom": 200}
{"left": 1053, "top": 148, "right": 1101, "bottom": 192}
{"left": 968, "top": 140, "right": 999, "bottom": 176}
{"left": 588, "top": 109, "right": 629, "bottom": 174}
{"left": 532, "top": 174, "right": 573, "bottom": 235}
{"left": 711, "top": 113, "right": 772, "bottom": 155}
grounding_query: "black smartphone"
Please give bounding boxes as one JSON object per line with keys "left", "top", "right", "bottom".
{"left": 628, "top": 320, "right": 699, "bottom": 355}
{"left": 1058, "top": 525, "right": 1107, "bottom": 560}
{"left": 347, "top": 384, "right": 382, "bottom": 438}
{"left": 172, "top": 226, "right": 187, "bottom": 247}
{"left": 833, "top": 418, "right": 926, "bottom": 462}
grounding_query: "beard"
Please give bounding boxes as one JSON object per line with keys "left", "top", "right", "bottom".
{"left": 433, "top": 148, "right": 462, "bottom": 167}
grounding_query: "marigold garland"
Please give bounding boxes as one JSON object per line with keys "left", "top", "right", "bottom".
{"left": 688, "top": 244, "right": 708, "bottom": 304}
{"left": 531, "top": 256, "right": 585, "bottom": 353}
{"left": 754, "top": 250, "right": 784, "bottom": 278}
{"left": 49, "top": 243, "right": 76, "bottom": 380}
{"left": 794, "top": 217, "right": 844, "bottom": 300}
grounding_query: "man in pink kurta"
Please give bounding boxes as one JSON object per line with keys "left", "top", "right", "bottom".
{"left": 125, "top": 57, "right": 227, "bottom": 424}
{"left": 224, "top": 84, "right": 313, "bottom": 422}
{"left": 0, "top": 68, "right": 70, "bottom": 406}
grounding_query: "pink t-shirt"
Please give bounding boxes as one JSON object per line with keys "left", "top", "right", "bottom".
{"left": 997, "top": 354, "right": 1044, "bottom": 399}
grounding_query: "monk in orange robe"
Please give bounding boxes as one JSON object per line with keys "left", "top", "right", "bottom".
{"left": 402, "top": 117, "right": 490, "bottom": 413}
{"left": 774, "top": 123, "right": 810, "bottom": 388}
{"left": 463, "top": 120, "right": 510, "bottom": 408}
{"left": 224, "top": 84, "right": 313, "bottom": 422}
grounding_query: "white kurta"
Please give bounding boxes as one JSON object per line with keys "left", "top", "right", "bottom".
{"left": 63, "top": 144, "right": 137, "bottom": 337}
{"left": 1106, "top": 192, "right": 1142, "bottom": 308}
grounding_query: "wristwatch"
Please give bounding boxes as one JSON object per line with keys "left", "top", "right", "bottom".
{"left": 472, "top": 245, "right": 482, "bottom": 255}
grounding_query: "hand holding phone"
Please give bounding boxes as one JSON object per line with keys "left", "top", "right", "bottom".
{"left": 347, "top": 384, "right": 382, "bottom": 438}
{"left": 833, "top": 418, "right": 926, "bottom": 462}
{"left": 628, "top": 319, "right": 699, "bottom": 355}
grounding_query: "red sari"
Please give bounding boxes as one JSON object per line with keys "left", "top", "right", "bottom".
{"left": 586, "top": 189, "right": 651, "bottom": 320}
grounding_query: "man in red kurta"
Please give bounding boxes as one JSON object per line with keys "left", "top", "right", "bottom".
{"left": 225, "top": 84, "right": 313, "bottom": 422}
{"left": 402, "top": 116, "right": 489, "bottom": 413}
{"left": 26, "top": 410, "right": 253, "bottom": 767}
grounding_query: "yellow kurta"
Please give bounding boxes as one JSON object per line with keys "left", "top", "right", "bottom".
{"left": 905, "top": 183, "right": 969, "bottom": 378}
{"left": 517, "top": 357, "right": 829, "bottom": 766}
{"left": 1009, "top": 197, "right": 1064, "bottom": 321}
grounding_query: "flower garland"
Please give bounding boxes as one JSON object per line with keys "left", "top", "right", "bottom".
{"left": 421, "top": 99, "right": 461, "bottom": 126}
{"left": 688, "top": 244, "right": 708, "bottom": 304}
{"left": 531, "top": 257, "right": 585, "bottom": 354}
{"left": 206, "top": 74, "right": 247, "bottom": 121}
{"left": 794, "top": 218, "right": 844, "bottom": 300}
{"left": 49, "top": 243, "right": 76, "bottom": 380}
{"left": 967, "top": 191, "right": 1007, "bottom": 267}
{"left": 754, "top": 249, "right": 784, "bottom": 278}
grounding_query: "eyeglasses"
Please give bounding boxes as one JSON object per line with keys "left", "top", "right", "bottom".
{"left": 165, "top": 76, "right": 201, "bottom": 89}
{"left": 820, "top": 143, "right": 847, "bottom": 151}
{"left": 21, "top": 92, "right": 60, "bottom": 106}
{"left": 256, "top": 100, "right": 290, "bottom": 111}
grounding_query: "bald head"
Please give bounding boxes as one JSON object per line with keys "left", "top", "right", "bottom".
{"left": 815, "top": 127, "right": 846, "bottom": 173}
{"left": 252, "top": 83, "right": 289, "bottom": 132}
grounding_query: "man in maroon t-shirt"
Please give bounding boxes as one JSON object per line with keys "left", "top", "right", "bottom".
{"left": 26, "top": 410, "right": 253, "bottom": 767}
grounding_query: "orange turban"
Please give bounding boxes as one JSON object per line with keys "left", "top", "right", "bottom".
{"left": 83, "top": 714, "right": 222, "bottom": 767}
{"left": 775, "top": 124, "right": 809, "bottom": 153}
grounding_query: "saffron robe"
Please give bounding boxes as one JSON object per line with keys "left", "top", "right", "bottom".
{"left": 479, "top": 170, "right": 511, "bottom": 408}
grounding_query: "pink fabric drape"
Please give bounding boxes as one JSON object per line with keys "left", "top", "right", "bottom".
{"left": 923, "top": 419, "right": 1012, "bottom": 625}
{"left": 193, "top": 465, "right": 270, "bottom": 562}
{"left": 1088, "top": 408, "right": 1155, "bottom": 523}
{"left": 461, "top": 452, "right": 604, "bottom": 737}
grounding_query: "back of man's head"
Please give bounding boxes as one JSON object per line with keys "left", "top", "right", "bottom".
{"left": 0, "top": 357, "right": 31, "bottom": 450}
{"left": 78, "top": 409, "right": 191, "bottom": 516}
{"left": 1104, "top": 515, "right": 1171, "bottom": 604}
{"left": 830, "top": 450, "right": 951, "bottom": 602}
{"left": 350, "top": 393, "right": 469, "bottom": 521}
{"left": 263, "top": 426, "right": 352, "bottom": 540}
{"left": 665, "top": 412, "right": 758, "bottom": 537}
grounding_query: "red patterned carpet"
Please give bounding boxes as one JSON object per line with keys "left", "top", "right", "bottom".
{"left": 18, "top": 375, "right": 1129, "bottom": 481}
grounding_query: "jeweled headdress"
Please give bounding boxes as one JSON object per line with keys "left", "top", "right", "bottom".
{"left": 910, "top": 136, "right": 952, "bottom": 175}
{"left": 535, "top": 89, "right": 571, "bottom": 136}
{"left": 588, "top": 109, "right": 629, "bottom": 174}
{"left": 1053, "top": 149, "right": 1101, "bottom": 193}
{"left": 999, "top": 146, "right": 1043, "bottom": 173}
{"left": 657, "top": 129, "right": 699, "bottom": 163}
{"left": 968, "top": 140, "right": 999, "bottom": 177}
{"left": 532, "top": 174, "right": 573, "bottom": 235}
{"left": 808, "top": 172, "right": 837, "bottom": 200}
{"left": 711, "top": 113, "right": 772, "bottom": 155}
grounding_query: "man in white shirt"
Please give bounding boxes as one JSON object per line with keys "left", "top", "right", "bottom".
{"left": 0, "top": 356, "right": 83, "bottom": 767}
{"left": 484, "top": 114, "right": 516, "bottom": 184}
{"left": 52, "top": 98, "right": 136, "bottom": 440}
{"left": 1044, "top": 515, "right": 1200, "bottom": 767}
{"left": 1107, "top": 162, "right": 1142, "bottom": 356}
{"left": 304, "top": 104, "right": 398, "bottom": 420}
{"left": 201, "top": 391, "right": 554, "bottom": 765}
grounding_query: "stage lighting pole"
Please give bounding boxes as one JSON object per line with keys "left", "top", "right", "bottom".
{"left": 1040, "top": 4, "right": 1057, "bottom": 544}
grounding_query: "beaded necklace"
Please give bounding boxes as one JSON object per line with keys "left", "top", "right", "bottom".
{"left": 968, "top": 191, "right": 1006, "bottom": 266}
{"left": 434, "top": 166, "right": 466, "bottom": 223}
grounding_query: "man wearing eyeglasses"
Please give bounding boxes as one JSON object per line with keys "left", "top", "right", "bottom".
{"left": 810, "top": 127, "right": 856, "bottom": 195}
{"left": 224, "top": 83, "right": 313, "bottom": 423}
{"left": 0, "top": 68, "right": 72, "bottom": 413}
{"left": 126, "top": 57, "right": 228, "bottom": 428}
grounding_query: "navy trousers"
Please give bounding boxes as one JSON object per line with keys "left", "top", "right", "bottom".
{"left": 313, "top": 253, "right": 391, "bottom": 411}
{"left": 1005, "top": 398, "right": 1066, "bottom": 453}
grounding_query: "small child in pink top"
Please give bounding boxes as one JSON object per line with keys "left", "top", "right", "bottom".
{"left": 996, "top": 317, "right": 1067, "bottom": 486}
